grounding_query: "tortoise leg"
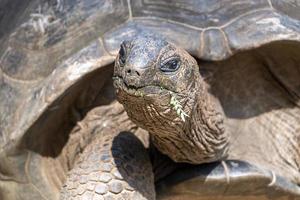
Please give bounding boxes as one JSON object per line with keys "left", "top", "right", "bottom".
{"left": 60, "top": 131, "right": 155, "bottom": 200}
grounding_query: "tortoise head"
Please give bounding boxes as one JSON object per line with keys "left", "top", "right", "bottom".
{"left": 113, "top": 34, "right": 200, "bottom": 122}
{"left": 113, "top": 34, "right": 200, "bottom": 94}
{"left": 113, "top": 34, "right": 228, "bottom": 164}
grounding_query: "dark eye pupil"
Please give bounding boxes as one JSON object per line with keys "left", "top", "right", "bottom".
{"left": 170, "top": 60, "right": 177, "bottom": 69}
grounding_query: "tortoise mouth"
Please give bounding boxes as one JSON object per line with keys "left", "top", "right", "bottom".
{"left": 113, "top": 75, "right": 171, "bottom": 97}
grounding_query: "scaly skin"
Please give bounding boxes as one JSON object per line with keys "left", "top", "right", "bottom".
{"left": 60, "top": 102, "right": 155, "bottom": 200}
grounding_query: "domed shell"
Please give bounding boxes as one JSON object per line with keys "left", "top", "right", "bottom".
{"left": 1, "top": 0, "right": 300, "bottom": 199}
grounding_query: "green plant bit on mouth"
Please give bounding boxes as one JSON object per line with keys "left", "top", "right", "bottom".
{"left": 169, "top": 91, "right": 188, "bottom": 122}
{"left": 135, "top": 90, "right": 144, "bottom": 97}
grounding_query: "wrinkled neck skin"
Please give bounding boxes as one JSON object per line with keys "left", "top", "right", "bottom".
{"left": 116, "top": 72, "right": 229, "bottom": 164}
{"left": 185, "top": 78, "right": 229, "bottom": 164}
{"left": 150, "top": 77, "right": 229, "bottom": 164}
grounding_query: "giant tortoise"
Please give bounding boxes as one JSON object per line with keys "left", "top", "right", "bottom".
{"left": 1, "top": 0, "right": 300, "bottom": 200}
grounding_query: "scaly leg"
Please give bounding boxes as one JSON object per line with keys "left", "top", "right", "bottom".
{"left": 60, "top": 131, "right": 155, "bottom": 200}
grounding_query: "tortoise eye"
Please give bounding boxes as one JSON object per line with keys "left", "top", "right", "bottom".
{"left": 160, "top": 57, "right": 180, "bottom": 73}
{"left": 118, "top": 44, "right": 126, "bottom": 66}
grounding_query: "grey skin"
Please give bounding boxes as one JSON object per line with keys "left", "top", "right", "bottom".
{"left": 2, "top": 0, "right": 300, "bottom": 200}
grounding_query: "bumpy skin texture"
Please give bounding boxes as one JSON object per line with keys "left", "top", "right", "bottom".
{"left": 114, "top": 35, "right": 229, "bottom": 164}
{"left": 60, "top": 132, "right": 154, "bottom": 200}
{"left": 60, "top": 102, "right": 155, "bottom": 200}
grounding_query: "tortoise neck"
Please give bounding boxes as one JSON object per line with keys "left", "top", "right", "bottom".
{"left": 151, "top": 76, "right": 230, "bottom": 164}
{"left": 182, "top": 77, "right": 229, "bottom": 163}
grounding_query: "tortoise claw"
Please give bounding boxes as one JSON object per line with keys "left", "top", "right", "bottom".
{"left": 268, "top": 170, "right": 276, "bottom": 187}
{"left": 221, "top": 160, "right": 230, "bottom": 184}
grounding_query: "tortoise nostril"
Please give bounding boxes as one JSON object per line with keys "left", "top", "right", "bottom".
{"left": 126, "top": 68, "right": 141, "bottom": 76}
